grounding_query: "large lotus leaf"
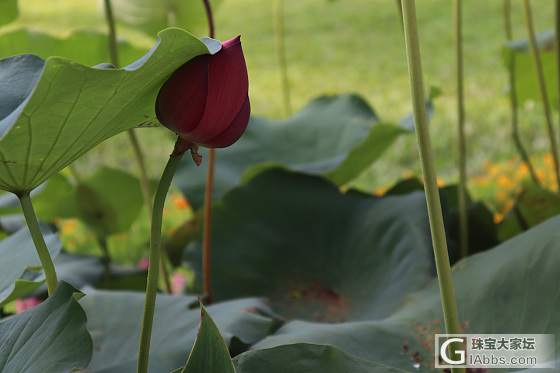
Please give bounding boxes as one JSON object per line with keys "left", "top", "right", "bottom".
{"left": 80, "top": 289, "right": 280, "bottom": 372}
{"left": 0, "top": 0, "right": 18, "bottom": 26}
{"left": 0, "top": 28, "right": 149, "bottom": 67}
{"left": 185, "top": 168, "right": 435, "bottom": 322}
{"left": 178, "top": 301, "right": 236, "bottom": 373}
{"left": 0, "top": 28, "right": 211, "bottom": 194}
{"left": 0, "top": 281, "right": 92, "bottom": 372}
{"left": 251, "top": 214, "right": 560, "bottom": 371}
{"left": 174, "top": 94, "right": 411, "bottom": 210}
{"left": 0, "top": 223, "right": 61, "bottom": 306}
{"left": 234, "top": 343, "right": 409, "bottom": 373}
{"left": 110, "top": 0, "right": 223, "bottom": 37}
{"left": 503, "top": 29, "right": 558, "bottom": 109}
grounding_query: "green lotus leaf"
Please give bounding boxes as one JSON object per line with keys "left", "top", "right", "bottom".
{"left": 185, "top": 168, "right": 436, "bottom": 322}
{"left": 179, "top": 301, "right": 236, "bottom": 373}
{"left": 80, "top": 289, "right": 279, "bottom": 372}
{"left": 174, "top": 94, "right": 411, "bottom": 209}
{"left": 234, "top": 343, "right": 409, "bottom": 373}
{"left": 0, "top": 281, "right": 92, "bottom": 372}
{"left": 251, "top": 214, "right": 560, "bottom": 371}
{"left": 0, "top": 28, "right": 210, "bottom": 194}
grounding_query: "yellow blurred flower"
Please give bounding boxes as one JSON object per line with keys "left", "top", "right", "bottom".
{"left": 496, "top": 174, "right": 514, "bottom": 189}
{"left": 171, "top": 193, "right": 190, "bottom": 209}
{"left": 61, "top": 220, "right": 77, "bottom": 234}
{"left": 373, "top": 187, "right": 385, "bottom": 197}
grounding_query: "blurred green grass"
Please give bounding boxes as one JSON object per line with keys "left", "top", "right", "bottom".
{"left": 4, "top": 0, "right": 556, "bottom": 190}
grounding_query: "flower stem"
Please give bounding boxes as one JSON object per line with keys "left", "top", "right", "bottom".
{"left": 202, "top": 0, "right": 216, "bottom": 305}
{"left": 503, "top": 0, "right": 540, "bottom": 186}
{"left": 400, "top": 2, "right": 463, "bottom": 372}
{"left": 454, "top": 0, "right": 468, "bottom": 259}
{"left": 274, "top": 0, "right": 292, "bottom": 116}
{"left": 137, "top": 152, "right": 184, "bottom": 373}
{"left": 18, "top": 192, "right": 58, "bottom": 295}
{"left": 202, "top": 148, "right": 215, "bottom": 304}
{"left": 522, "top": 0, "right": 560, "bottom": 191}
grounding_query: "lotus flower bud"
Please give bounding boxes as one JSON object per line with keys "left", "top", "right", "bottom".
{"left": 156, "top": 36, "right": 250, "bottom": 165}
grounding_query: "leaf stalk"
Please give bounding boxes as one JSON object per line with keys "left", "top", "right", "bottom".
{"left": 137, "top": 151, "right": 184, "bottom": 373}
{"left": 401, "top": 2, "right": 464, "bottom": 372}
{"left": 522, "top": 0, "right": 560, "bottom": 191}
{"left": 454, "top": 0, "right": 468, "bottom": 258}
{"left": 19, "top": 192, "right": 58, "bottom": 295}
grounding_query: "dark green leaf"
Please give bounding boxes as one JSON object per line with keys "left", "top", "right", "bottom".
{"left": 0, "top": 28, "right": 210, "bottom": 194}
{"left": 181, "top": 301, "right": 236, "bottom": 373}
{"left": 251, "top": 214, "right": 560, "bottom": 371}
{"left": 185, "top": 168, "right": 435, "bottom": 322}
{"left": 81, "top": 290, "right": 279, "bottom": 372}
{"left": 234, "top": 343, "right": 409, "bottom": 373}
{"left": 440, "top": 185, "right": 498, "bottom": 259}
{"left": 0, "top": 281, "right": 92, "bottom": 372}
{"left": 0, "top": 223, "right": 61, "bottom": 306}
{"left": 384, "top": 177, "right": 424, "bottom": 196}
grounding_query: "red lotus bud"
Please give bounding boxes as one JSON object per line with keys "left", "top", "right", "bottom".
{"left": 155, "top": 36, "right": 250, "bottom": 164}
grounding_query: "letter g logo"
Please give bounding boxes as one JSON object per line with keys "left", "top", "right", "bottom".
{"left": 440, "top": 338, "right": 466, "bottom": 365}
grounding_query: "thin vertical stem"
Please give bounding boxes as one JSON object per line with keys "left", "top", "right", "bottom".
{"left": 522, "top": 0, "right": 560, "bottom": 190}
{"left": 103, "top": 0, "right": 119, "bottom": 68}
{"left": 556, "top": 0, "right": 560, "bottom": 145}
{"left": 274, "top": 0, "right": 292, "bottom": 116}
{"left": 401, "top": 2, "right": 463, "bottom": 372}
{"left": 202, "top": 149, "right": 215, "bottom": 304}
{"left": 97, "top": 236, "right": 112, "bottom": 287}
{"left": 454, "top": 0, "right": 468, "bottom": 259}
{"left": 395, "top": 0, "right": 404, "bottom": 31}
{"left": 19, "top": 192, "right": 58, "bottom": 295}
{"left": 202, "top": 0, "right": 215, "bottom": 39}
{"left": 137, "top": 152, "right": 184, "bottom": 373}
{"left": 202, "top": 0, "right": 216, "bottom": 305}
{"left": 504, "top": 0, "right": 540, "bottom": 186}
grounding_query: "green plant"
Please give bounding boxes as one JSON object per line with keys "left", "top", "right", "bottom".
{"left": 0, "top": 1, "right": 559, "bottom": 372}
